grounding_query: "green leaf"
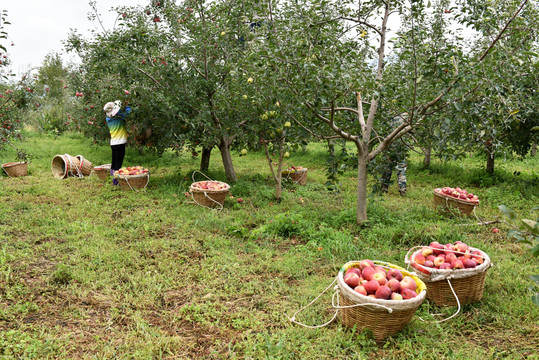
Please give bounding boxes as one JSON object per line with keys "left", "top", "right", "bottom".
{"left": 522, "top": 219, "right": 539, "bottom": 234}
{"left": 499, "top": 205, "right": 517, "bottom": 220}
{"left": 533, "top": 294, "right": 539, "bottom": 307}
{"left": 532, "top": 243, "right": 539, "bottom": 257}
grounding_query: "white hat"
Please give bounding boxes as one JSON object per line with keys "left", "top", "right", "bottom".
{"left": 103, "top": 100, "right": 121, "bottom": 117}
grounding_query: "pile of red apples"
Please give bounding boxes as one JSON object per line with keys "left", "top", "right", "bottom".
{"left": 434, "top": 187, "right": 479, "bottom": 203}
{"left": 191, "top": 181, "right": 228, "bottom": 191}
{"left": 114, "top": 166, "right": 149, "bottom": 176}
{"left": 343, "top": 260, "right": 419, "bottom": 301}
{"left": 410, "top": 241, "right": 485, "bottom": 274}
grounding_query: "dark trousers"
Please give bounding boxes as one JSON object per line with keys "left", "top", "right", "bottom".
{"left": 111, "top": 144, "right": 126, "bottom": 170}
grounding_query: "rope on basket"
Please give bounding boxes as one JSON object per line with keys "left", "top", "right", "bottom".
{"left": 123, "top": 175, "right": 150, "bottom": 192}
{"left": 283, "top": 169, "right": 306, "bottom": 185}
{"left": 189, "top": 170, "right": 226, "bottom": 211}
{"left": 285, "top": 277, "right": 393, "bottom": 329}
{"left": 64, "top": 154, "right": 83, "bottom": 178}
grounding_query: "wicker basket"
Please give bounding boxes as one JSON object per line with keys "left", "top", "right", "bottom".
{"left": 282, "top": 167, "right": 308, "bottom": 185}
{"left": 94, "top": 164, "right": 111, "bottom": 181}
{"left": 75, "top": 155, "right": 94, "bottom": 177}
{"left": 116, "top": 173, "right": 150, "bottom": 191}
{"left": 433, "top": 189, "right": 477, "bottom": 215}
{"left": 408, "top": 247, "right": 491, "bottom": 307}
{"left": 190, "top": 181, "right": 230, "bottom": 208}
{"left": 337, "top": 260, "right": 426, "bottom": 341}
{"left": 51, "top": 154, "right": 82, "bottom": 179}
{"left": 2, "top": 162, "right": 28, "bottom": 177}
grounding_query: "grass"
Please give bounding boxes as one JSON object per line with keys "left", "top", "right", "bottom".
{"left": 0, "top": 131, "right": 538, "bottom": 359}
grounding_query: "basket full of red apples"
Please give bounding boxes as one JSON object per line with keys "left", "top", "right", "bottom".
{"left": 337, "top": 260, "right": 426, "bottom": 341}
{"left": 406, "top": 241, "right": 491, "bottom": 306}
{"left": 189, "top": 180, "right": 230, "bottom": 209}
{"left": 433, "top": 187, "right": 479, "bottom": 215}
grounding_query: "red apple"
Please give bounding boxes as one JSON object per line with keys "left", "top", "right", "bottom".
{"left": 451, "top": 259, "right": 464, "bottom": 269}
{"left": 387, "top": 268, "right": 404, "bottom": 282}
{"left": 363, "top": 280, "right": 380, "bottom": 294}
{"left": 345, "top": 267, "right": 362, "bottom": 277}
{"left": 414, "top": 253, "right": 426, "bottom": 265}
{"left": 401, "top": 288, "right": 417, "bottom": 300}
{"left": 424, "top": 260, "right": 434, "bottom": 268}
{"left": 374, "top": 266, "right": 387, "bottom": 275}
{"left": 375, "top": 285, "right": 392, "bottom": 300}
{"left": 439, "top": 263, "right": 452, "bottom": 270}
{"left": 445, "top": 253, "right": 457, "bottom": 264}
{"left": 421, "top": 247, "right": 434, "bottom": 257}
{"left": 429, "top": 242, "right": 445, "bottom": 255}
{"left": 358, "top": 259, "right": 375, "bottom": 270}
{"left": 372, "top": 272, "right": 387, "bottom": 286}
{"left": 492, "top": 228, "right": 500, "bottom": 233}
{"left": 427, "top": 255, "right": 436, "bottom": 263}
{"left": 354, "top": 285, "right": 367, "bottom": 296}
{"left": 344, "top": 273, "right": 361, "bottom": 288}
{"left": 391, "top": 292, "right": 403, "bottom": 301}
{"left": 463, "top": 259, "right": 477, "bottom": 268}
{"left": 471, "top": 250, "right": 484, "bottom": 264}
{"left": 400, "top": 276, "right": 417, "bottom": 292}
{"left": 433, "top": 256, "right": 445, "bottom": 268}
{"left": 387, "top": 278, "right": 401, "bottom": 293}
{"left": 361, "top": 266, "right": 375, "bottom": 281}
{"left": 455, "top": 243, "right": 468, "bottom": 253}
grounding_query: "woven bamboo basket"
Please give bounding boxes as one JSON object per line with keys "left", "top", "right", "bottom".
{"left": 116, "top": 173, "right": 150, "bottom": 191}
{"left": 2, "top": 162, "right": 28, "bottom": 177}
{"left": 93, "top": 164, "right": 111, "bottom": 181}
{"left": 337, "top": 260, "right": 426, "bottom": 341}
{"left": 190, "top": 181, "right": 230, "bottom": 208}
{"left": 408, "top": 247, "right": 491, "bottom": 307}
{"left": 433, "top": 190, "right": 477, "bottom": 215}
{"left": 282, "top": 167, "right": 308, "bottom": 185}
{"left": 75, "top": 155, "right": 94, "bottom": 177}
{"left": 51, "top": 154, "right": 82, "bottom": 179}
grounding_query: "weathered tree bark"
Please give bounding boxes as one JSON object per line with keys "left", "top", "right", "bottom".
{"left": 218, "top": 136, "right": 237, "bottom": 182}
{"left": 200, "top": 147, "right": 212, "bottom": 171}
{"left": 356, "top": 156, "right": 369, "bottom": 224}
{"left": 531, "top": 141, "right": 537, "bottom": 156}
{"left": 486, "top": 141, "right": 495, "bottom": 174}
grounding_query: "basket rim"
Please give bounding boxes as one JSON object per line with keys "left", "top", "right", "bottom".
{"left": 337, "top": 260, "right": 426, "bottom": 309}
{"left": 116, "top": 173, "right": 150, "bottom": 179}
{"left": 190, "top": 180, "right": 230, "bottom": 193}
{"left": 282, "top": 167, "right": 308, "bottom": 174}
{"left": 2, "top": 161, "right": 27, "bottom": 168}
{"left": 409, "top": 246, "right": 491, "bottom": 281}
{"left": 433, "top": 189, "right": 479, "bottom": 206}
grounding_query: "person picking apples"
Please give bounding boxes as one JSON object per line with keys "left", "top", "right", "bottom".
{"left": 379, "top": 113, "right": 409, "bottom": 196}
{"left": 103, "top": 100, "right": 132, "bottom": 185}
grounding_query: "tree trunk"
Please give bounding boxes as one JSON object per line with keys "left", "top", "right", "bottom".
{"left": 356, "top": 156, "right": 369, "bottom": 224}
{"left": 200, "top": 147, "right": 212, "bottom": 171}
{"left": 531, "top": 141, "right": 537, "bottom": 157}
{"left": 218, "top": 136, "right": 237, "bottom": 182}
{"left": 486, "top": 141, "right": 495, "bottom": 174}
{"left": 423, "top": 145, "right": 431, "bottom": 168}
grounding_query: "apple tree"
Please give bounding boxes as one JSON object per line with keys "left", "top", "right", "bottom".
{"left": 242, "top": 0, "right": 532, "bottom": 223}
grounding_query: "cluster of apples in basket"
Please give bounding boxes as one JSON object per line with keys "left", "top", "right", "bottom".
{"left": 114, "top": 166, "right": 149, "bottom": 176}
{"left": 191, "top": 181, "right": 228, "bottom": 190}
{"left": 411, "top": 241, "right": 484, "bottom": 273}
{"left": 435, "top": 187, "right": 479, "bottom": 203}
{"left": 285, "top": 166, "right": 305, "bottom": 172}
{"left": 344, "top": 260, "right": 419, "bottom": 301}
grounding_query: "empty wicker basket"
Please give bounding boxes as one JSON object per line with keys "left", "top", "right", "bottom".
{"left": 75, "top": 155, "right": 94, "bottom": 177}
{"left": 51, "top": 154, "right": 82, "bottom": 179}
{"left": 337, "top": 261, "right": 426, "bottom": 341}
{"left": 2, "top": 162, "right": 28, "bottom": 177}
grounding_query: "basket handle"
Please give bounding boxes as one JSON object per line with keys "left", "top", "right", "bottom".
{"left": 285, "top": 277, "right": 340, "bottom": 329}
{"left": 123, "top": 175, "right": 149, "bottom": 192}
{"left": 191, "top": 170, "right": 213, "bottom": 183}
{"left": 189, "top": 189, "right": 225, "bottom": 211}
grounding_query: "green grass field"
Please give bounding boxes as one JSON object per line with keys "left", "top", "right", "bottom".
{"left": 1, "top": 132, "right": 538, "bottom": 359}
